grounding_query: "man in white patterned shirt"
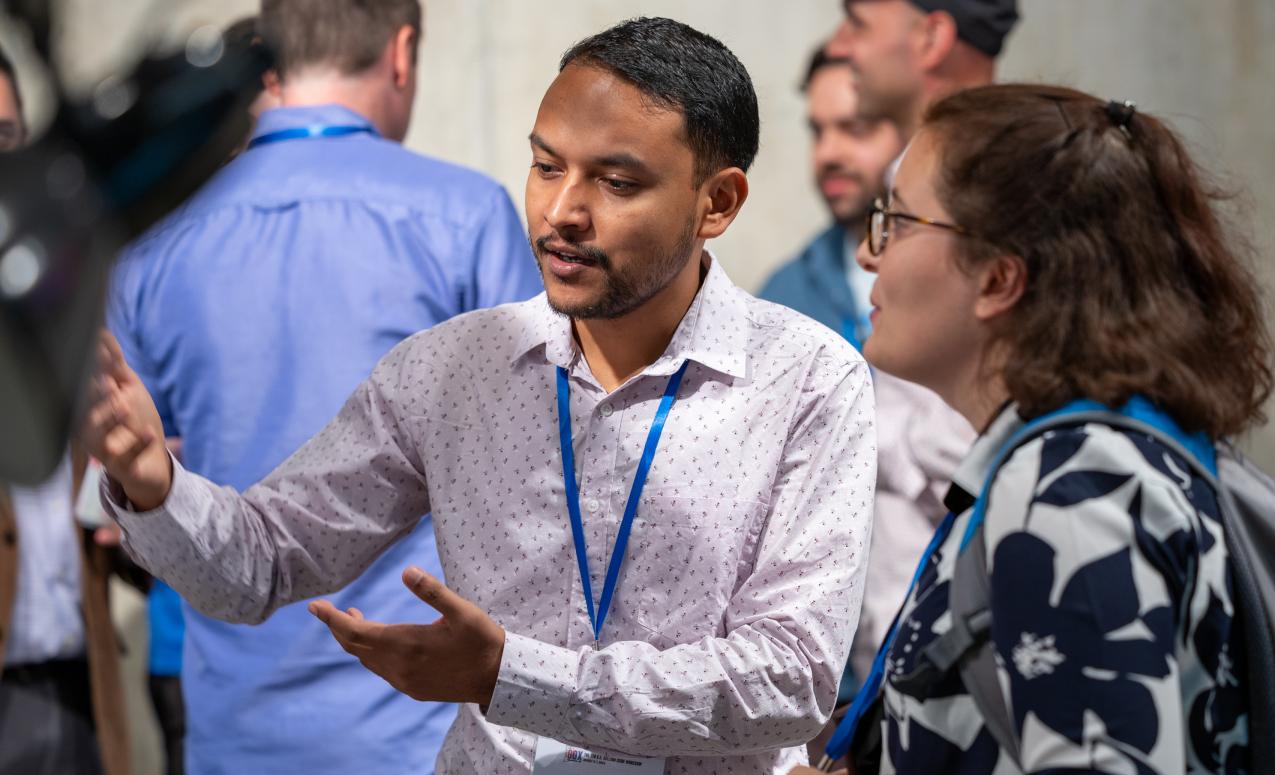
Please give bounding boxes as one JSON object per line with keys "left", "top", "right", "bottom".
{"left": 83, "top": 17, "right": 877, "bottom": 773}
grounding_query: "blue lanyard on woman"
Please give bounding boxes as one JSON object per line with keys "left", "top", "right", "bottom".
{"left": 818, "top": 511, "right": 957, "bottom": 769}
{"left": 247, "top": 124, "right": 377, "bottom": 150}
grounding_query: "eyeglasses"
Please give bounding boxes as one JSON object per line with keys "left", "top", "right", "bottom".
{"left": 866, "top": 198, "right": 969, "bottom": 256}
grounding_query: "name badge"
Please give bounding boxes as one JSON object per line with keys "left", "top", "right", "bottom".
{"left": 532, "top": 737, "right": 666, "bottom": 774}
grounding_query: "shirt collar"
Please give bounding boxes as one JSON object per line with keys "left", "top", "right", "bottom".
{"left": 948, "top": 402, "right": 1025, "bottom": 503}
{"left": 250, "top": 104, "right": 379, "bottom": 144}
{"left": 513, "top": 251, "right": 750, "bottom": 381}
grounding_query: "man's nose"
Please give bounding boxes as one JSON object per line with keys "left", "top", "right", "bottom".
{"left": 544, "top": 176, "right": 591, "bottom": 235}
{"left": 827, "top": 19, "right": 855, "bottom": 59}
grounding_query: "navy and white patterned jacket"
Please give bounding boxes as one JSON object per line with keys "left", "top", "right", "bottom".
{"left": 880, "top": 404, "right": 1249, "bottom": 774}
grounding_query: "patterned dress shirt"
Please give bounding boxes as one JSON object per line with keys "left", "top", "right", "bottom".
{"left": 106, "top": 256, "right": 877, "bottom": 773}
{"left": 880, "top": 405, "right": 1248, "bottom": 773}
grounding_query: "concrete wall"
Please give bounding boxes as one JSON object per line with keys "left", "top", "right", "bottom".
{"left": 4, "top": 2, "right": 1274, "bottom": 772}
{"left": 13, "top": 0, "right": 1274, "bottom": 464}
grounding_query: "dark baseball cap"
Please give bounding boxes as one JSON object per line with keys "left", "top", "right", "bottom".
{"left": 910, "top": 0, "right": 1019, "bottom": 58}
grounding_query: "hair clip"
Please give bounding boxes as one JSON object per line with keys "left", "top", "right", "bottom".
{"left": 1106, "top": 99, "right": 1137, "bottom": 140}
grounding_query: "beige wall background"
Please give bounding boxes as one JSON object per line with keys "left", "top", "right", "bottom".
{"left": 5, "top": 2, "right": 1274, "bottom": 772}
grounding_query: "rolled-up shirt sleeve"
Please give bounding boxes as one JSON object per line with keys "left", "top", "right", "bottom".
{"left": 485, "top": 358, "right": 876, "bottom": 756}
{"left": 103, "top": 339, "right": 432, "bottom": 624}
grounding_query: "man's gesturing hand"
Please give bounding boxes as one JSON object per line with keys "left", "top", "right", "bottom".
{"left": 80, "top": 330, "right": 173, "bottom": 511}
{"left": 310, "top": 566, "right": 507, "bottom": 706}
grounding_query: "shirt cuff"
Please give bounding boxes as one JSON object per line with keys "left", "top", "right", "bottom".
{"left": 485, "top": 631, "right": 581, "bottom": 741}
{"left": 100, "top": 455, "right": 214, "bottom": 568}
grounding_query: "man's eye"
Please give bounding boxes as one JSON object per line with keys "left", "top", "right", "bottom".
{"left": 603, "top": 178, "right": 637, "bottom": 193}
{"left": 532, "top": 162, "right": 558, "bottom": 175}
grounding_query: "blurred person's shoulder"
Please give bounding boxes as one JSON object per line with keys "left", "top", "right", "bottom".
{"left": 343, "top": 138, "right": 510, "bottom": 213}
{"left": 225, "top": 136, "right": 511, "bottom": 226}
{"left": 380, "top": 291, "right": 550, "bottom": 373}
{"left": 113, "top": 139, "right": 513, "bottom": 269}
{"left": 734, "top": 273, "right": 865, "bottom": 380}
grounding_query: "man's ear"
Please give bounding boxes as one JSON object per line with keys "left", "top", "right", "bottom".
{"left": 973, "top": 253, "right": 1027, "bottom": 323}
{"left": 391, "top": 24, "right": 417, "bottom": 89}
{"left": 696, "top": 168, "right": 749, "bottom": 241}
{"left": 916, "top": 10, "right": 959, "bottom": 71}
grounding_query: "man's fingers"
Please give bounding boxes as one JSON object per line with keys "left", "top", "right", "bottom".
{"left": 309, "top": 600, "right": 376, "bottom": 652}
{"left": 98, "top": 330, "right": 134, "bottom": 383}
{"left": 100, "top": 424, "right": 149, "bottom": 464}
{"left": 402, "top": 566, "right": 468, "bottom": 619}
{"left": 80, "top": 396, "right": 121, "bottom": 449}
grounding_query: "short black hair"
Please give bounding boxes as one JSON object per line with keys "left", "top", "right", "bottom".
{"left": 801, "top": 45, "right": 851, "bottom": 92}
{"left": 559, "top": 17, "right": 759, "bottom": 182}
{"left": 0, "top": 44, "right": 22, "bottom": 111}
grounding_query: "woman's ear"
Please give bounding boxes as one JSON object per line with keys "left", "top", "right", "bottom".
{"left": 973, "top": 253, "right": 1026, "bottom": 322}
{"left": 696, "top": 168, "right": 749, "bottom": 241}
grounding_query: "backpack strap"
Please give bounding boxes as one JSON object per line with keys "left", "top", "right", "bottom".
{"left": 951, "top": 527, "right": 1022, "bottom": 763}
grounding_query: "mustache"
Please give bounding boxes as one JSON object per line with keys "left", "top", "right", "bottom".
{"left": 533, "top": 235, "right": 612, "bottom": 269}
{"left": 817, "top": 167, "right": 867, "bottom": 187}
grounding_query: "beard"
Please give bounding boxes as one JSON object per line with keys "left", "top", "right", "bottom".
{"left": 532, "top": 215, "right": 699, "bottom": 320}
{"left": 848, "top": 64, "right": 916, "bottom": 128}
{"left": 818, "top": 168, "right": 876, "bottom": 229}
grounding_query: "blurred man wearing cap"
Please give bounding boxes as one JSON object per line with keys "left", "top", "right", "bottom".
{"left": 788, "top": 3, "right": 1017, "bottom": 772}
{"left": 831, "top": 0, "right": 1018, "bottom": 141}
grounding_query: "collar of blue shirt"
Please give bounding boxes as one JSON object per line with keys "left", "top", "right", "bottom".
{"left": 249, "top": 104, "right": 379, "bottom": 145}
{"left": 512, "top": 251, "right": 749, "bottom": 381}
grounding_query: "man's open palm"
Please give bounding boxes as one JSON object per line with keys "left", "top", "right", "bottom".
{"left": 311, "top": 566, "right": 506, "bottom": 705}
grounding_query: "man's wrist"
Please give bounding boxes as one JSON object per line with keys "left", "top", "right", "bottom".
{"left": 476, "top": 626, "right": 507, "bottom": 708}
{"left": 111, "top": 452, "right": 174, "bottom": 512}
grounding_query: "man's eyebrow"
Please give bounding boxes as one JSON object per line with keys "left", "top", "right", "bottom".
{"left": 591, "top": 152, "right": 652, "bottom": 174}
{"left": 529, "top": 134, "right": 653, "bottom": 175}
{"left": 529, "top": 133, "right": 559, "bottom": 156}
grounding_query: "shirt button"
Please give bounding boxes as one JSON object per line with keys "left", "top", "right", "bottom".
{"left": 585, "top": 498, "right": 601, "bottom": 513}
{"left": 599, "top": 403, "right": 614, "bottom": 417}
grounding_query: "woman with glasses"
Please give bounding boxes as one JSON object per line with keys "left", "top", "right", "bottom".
{"left": 814, "top": 84, "right": 1271, "bottom": 774}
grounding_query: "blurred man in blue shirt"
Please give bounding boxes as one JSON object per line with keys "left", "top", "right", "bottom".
{"left": 758, "top": 45, "right": 900, "bottom": 346}
{"left": 108, "top": 2, "right": 542, "bottom": 772}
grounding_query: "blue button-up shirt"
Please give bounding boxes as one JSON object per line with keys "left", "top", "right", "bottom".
{"left": 108, "top": 104, "right": 542, "bottom": 774}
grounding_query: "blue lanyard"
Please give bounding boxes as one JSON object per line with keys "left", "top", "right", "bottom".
{"left": 822, "top": 510, "right": 957, "bottom": 766}
{"left": 247, "top": 124, "right": 376, "bottom": 150}
{"left": 556, "top": 360, "right": 690, "bottom": 648}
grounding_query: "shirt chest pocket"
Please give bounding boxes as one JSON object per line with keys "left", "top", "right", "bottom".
{"left": 618, "top": 488, "right": 766, "bottom": 648}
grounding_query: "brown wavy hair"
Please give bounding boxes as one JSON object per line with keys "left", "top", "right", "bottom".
{"left": 922, "top": 83, "right": 1272, "bottom": 437}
